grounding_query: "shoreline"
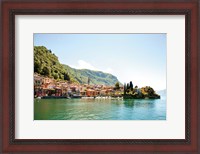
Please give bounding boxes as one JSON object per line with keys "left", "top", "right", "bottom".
{"left": 35, "top": 96, "right": 160, "bottom": 100}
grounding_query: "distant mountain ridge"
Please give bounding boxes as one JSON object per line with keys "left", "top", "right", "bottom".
{"left": 156, "top": 89, "right": 166, "bottom": 96}
{"left": 63, "top": 64, "right": 119, "bottom": 86}
{"left": 34, "top": 46, "right": 120, "bottom": 86}
{"left": 156, "top": 89, "right": 166, "bottom": 100}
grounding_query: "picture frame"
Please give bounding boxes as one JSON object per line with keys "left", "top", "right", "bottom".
{"left": 1, "top": 0, "right": 199, "bottom": 153}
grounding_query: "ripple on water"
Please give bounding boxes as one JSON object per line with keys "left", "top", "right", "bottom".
{"left": 34, "top": 98, "right": 166, "bottom": 120}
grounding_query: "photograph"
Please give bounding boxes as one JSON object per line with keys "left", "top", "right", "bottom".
{"left": 2, "top": 1, "right": 199, "bottom": 153}
{"left": 34, "top": 34, "right": 166, "bottom": 120}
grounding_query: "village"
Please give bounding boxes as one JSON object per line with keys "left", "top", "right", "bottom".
{"left": 34, "top": 73, "right": 161, "bottom": 99}
{"left": 34, "top": 73, "right": 124, "bottom": 99}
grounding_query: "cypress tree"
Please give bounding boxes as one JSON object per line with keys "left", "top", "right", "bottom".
{"left": 124, "top": 83, "right": 127, "bottom": 95}
{"left": 127, "top": 83, "right": 130, "bottom": 90}
{"left": 130, "top": 81, "right": 133, "bottom": 90}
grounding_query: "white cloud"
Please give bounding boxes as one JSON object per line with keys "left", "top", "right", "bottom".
{"left": 70, "top": 60, "right": 114, "bottom": 74}
{"left": 104, "top": 68, "right": 113, "bottom": 74}
{"left": 69, "top": 60, "right": 165, "bottom": 90}
{"left": 77, "top": 60, "right": 97, "bottom": 70}
{"left": 70, "top": 60, "right": 98, "bottom": 71}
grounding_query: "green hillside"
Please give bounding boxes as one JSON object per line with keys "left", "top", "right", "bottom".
{"left": 63, "top": 64, "right": 119, "bottom": 86}
{"left": 34, "top": 46, "right": 120, "bottom": 86}
{"left": 34, "top": 46, "right": 70, "bottom": 81}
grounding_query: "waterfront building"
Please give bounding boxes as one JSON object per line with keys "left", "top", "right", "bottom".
{"left": 43, "top": 77, "right": 55, "bottom": 84}
{"left": 86, "top": 89, "right": 97, "bottom": 97}
{"left": 55, "top": 87, "right": 62, "bottom": 96}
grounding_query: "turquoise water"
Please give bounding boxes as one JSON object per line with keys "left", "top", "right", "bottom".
{"left": 34, "top": 93, "right": 166, "bottom": 120}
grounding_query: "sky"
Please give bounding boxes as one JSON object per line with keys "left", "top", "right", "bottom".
{"left": 34, "top": 34, "right": 166, "bottom": 90}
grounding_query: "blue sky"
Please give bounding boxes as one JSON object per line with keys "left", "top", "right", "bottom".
{"left": 34, "top": 34, "right": 166, "bottom": 90}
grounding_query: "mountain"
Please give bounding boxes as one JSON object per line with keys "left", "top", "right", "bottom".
{"left": 63, "top": 64, "right": 119, "bottom": 86}
{"left": 34, "top": 46, "right": 120, "bottom": 86}
{"left": 156, "top": 89, "right": 166, "bottom": 96}
{"left": 156, "top": 89, "right": 166, "bottom": 100}
{"left": 34, "top": 46, "right": 70, "bottom": 81}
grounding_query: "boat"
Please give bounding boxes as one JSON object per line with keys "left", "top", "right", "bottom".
{"left": 41, "top": 96, "right": 68, "bottom": 99}
{"left": 82, "top": 97, "right": 95, "bottom": 99}
{"left": 71, "top": 94, "right": 82, "bottom": 99}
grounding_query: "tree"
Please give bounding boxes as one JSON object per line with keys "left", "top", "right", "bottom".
{"left": 53, "top": 73, "right": 58, "bottom": 79}
{"left": 124, "top": 83, "right": 127, "bottom": 95}
{"left": 115, "top": 82, "right": 120, "bottom": 90}
{"left": 41, "top": 66, "right": 50, "bottom": 76}
{"left": 88, "top": 77, "right": 90, "bottom": 85}
{"left": 34, "top": 61, "right": 41, "bottom": 73}
{"left": 34, "top": 46, "right": 70, "bottom": 80}
{"left": 130, "top": 81, "right": 133, "bottom": 90}
{"left": 64, "top": 73, "right": 70, "bottom": 81}
{"left": 59, "top": 73, "right": 64, "bottom": 80}
{"left": 127, "top": 83, "right": 130, "bottom": 90}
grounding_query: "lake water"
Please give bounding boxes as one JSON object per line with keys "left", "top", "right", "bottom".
{"left": 34, "top": 92, "right": 166, "bottom": 120}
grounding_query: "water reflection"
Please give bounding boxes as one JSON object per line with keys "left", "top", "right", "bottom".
{"left": 123, "top": 99, "right": 156, "bottom": 108}
{"left": 34, "top": 97, "right": 166, "bottom": 120}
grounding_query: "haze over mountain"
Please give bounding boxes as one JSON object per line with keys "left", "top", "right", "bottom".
{"left": 63, "top": 64, "right": 119, "bottom": 86}
{"left": 34, "top": 46, "right": 120, "bottom": 86}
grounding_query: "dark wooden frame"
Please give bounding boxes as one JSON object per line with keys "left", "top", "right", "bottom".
{"left": 0, "top": 0, "right": 199, "bottom": 153}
